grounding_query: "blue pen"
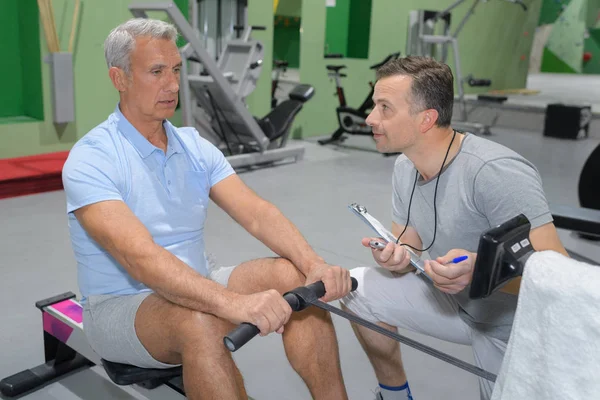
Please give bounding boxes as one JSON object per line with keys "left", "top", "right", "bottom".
{"left": 451, "top": 255, "right": 469, "bottom": 264}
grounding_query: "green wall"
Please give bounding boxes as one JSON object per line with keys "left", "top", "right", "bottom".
{"left": 2, "top": 0, "right": 540, "bottom": 157}
{"left": 0, "top": 0, "right": 43, "bottom": 121}
{"left": 294, "top": 0, "right": 542, "bottom": 139}
{"left": 20, "top": 0, "right": 44, "bottom": 121}
{"left": 275, "top": 0, "right": 302, "bottom": 17}
{"left": 273, "top": 17, "right": 301, "bottom": 69}
{"left": 324, "top": 0, "right": 372, "bottom": 58}
{"left": 324, "top": 0, "right": 350, "bottom": 56}
{"left": 346, "top": 0, "right": 372, "bottom": 59}
{"left": 244, "top": 0, "right": 273, "bottom": 119}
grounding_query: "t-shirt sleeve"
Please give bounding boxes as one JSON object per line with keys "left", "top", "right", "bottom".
{"left": 473, "top": 157, "right": 553, "bottom": 230}
{"left": 62, "top": 142, "right": 125, "bottom": 214}
{"left": 392, "top": 164, "right": 412, "bottom": 227}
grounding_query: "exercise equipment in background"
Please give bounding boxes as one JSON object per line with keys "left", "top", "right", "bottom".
{"left": 132, "top": 2, "right": 312, "bottom": 170}
{"left": 318, "top": 52, "right": 401, "bottom": 146}
{"left": 271, "top": 59, "right": 289, "bottom": 108}
{"left": 406, "top": 0, "right": 527, "bottom": 136}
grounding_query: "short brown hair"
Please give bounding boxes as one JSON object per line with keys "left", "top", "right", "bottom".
{"left": 376, "top": 56, "right": 454, "bottom": 127}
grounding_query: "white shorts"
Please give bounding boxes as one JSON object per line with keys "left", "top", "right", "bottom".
{"left": 340, "top": 266, "right": 507, "bottom": 400}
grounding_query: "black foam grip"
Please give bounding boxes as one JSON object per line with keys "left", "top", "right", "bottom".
{"left": 223, "top": 277, "right": 358, "bottom": 352}
{"left": 223, "top": 322, "right": 259, "bottom": 352}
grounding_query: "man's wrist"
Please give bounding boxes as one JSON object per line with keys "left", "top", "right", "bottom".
{"left": 297, "top": 256, "right": 326, "bottom": 276}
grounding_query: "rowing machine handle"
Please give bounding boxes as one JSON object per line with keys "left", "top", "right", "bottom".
{"left": 224, "top": 277, "right": 358, "bottom": 352}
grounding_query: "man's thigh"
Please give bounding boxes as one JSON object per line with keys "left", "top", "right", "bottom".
{"left": 341, "top": 266, "right": 472, "bottom": 345}
{"left": 84, "top": 291, "right": 234, "bottom": 369}
{"left": 84, "top": 292, "right": 183, "bottom": 368}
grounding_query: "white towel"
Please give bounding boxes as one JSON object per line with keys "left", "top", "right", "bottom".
{"left": 491, "top": 250, "right": 600, "bottom": 400}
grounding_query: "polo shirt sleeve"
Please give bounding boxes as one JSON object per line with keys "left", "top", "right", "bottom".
{"left": 62, "top": 139, "right": 125, "bottom": 214}
{"left": 198, "top": 137, "right": 236, "bottom": 188}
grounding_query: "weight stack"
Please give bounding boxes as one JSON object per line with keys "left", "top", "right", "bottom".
{"left": 543, "top": 103, "right": 592, "bottom": 140}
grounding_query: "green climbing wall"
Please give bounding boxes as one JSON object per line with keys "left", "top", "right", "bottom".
{"left": 542, "top": 0, "right": 586, "bottom": 72}
{"left": 538, "top": 0, "right": 600, "bottom": 73}
{"left": 583, "top": 28, "right": 600, "bottom": 73}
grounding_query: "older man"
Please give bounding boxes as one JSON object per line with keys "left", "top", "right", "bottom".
{"left": 62, "top": 18, "right": 352, "bottom": 399}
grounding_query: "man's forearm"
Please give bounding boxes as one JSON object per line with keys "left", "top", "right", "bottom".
{"left": 127, "top": 245, "right": 239, "bottom": 317}
{"left": 245, "top": 202, "right": 323, "bottom": 276}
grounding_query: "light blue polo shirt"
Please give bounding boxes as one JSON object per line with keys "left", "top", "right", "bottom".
{"left": 62, "top": 104, "right": 235, "bottom": 303}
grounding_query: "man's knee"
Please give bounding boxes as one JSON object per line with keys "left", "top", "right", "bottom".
{"left": 229, "top": 257, "right": 304, "bottom": 294}
{"left": 176, "top": 310, "right": 235, "bottom": 355}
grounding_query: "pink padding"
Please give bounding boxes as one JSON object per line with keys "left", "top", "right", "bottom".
{"left": 53, "top": 299, "right": 83, "bottom": 323}
{"left": 43, "top": 313, "right": 74, "bottom": 343}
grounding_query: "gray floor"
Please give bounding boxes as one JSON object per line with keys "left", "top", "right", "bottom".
{"left": 1, "top": 123, "right": 600, "bottom": 399}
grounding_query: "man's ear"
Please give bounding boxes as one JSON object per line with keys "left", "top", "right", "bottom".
{"left": 108, "top": 67, "right": 128, "bottom": 92}
{"left": 420, "top": 109, "right": 439, "bottom": 132}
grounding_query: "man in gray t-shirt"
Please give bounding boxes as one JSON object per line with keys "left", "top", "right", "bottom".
{"left": 392, "top": 131, "right": 553, "bottom": 341}
{"left": 339, "top": 56, "right": 568, "bottom": 400}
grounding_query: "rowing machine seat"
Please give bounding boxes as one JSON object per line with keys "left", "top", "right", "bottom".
{"left": 102, "top": 359, "right": 182, "bottom": 388}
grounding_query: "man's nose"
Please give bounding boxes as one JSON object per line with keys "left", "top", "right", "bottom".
{"left": 365, "top": 109, "right": 376, "bottom": 127}
{"left": 166, "top": 71, "right": 179, "bottom": 92}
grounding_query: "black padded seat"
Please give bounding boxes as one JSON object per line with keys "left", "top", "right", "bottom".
{"left": 326, "top": 65, "right": 346, "bottom": 72}
{"left": 102, "top": 359, "right": 182, "bottom": 387}
{"left": 258, "top": 100, "right": 304, "bottom": 142}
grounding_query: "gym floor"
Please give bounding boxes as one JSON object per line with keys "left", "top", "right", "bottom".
{"left": 1, "top": 121, "right": 599, "bottom": 399}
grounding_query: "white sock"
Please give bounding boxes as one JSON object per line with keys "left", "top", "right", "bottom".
{"left": 379, "top": 382, "right": 413, "bottom": 400}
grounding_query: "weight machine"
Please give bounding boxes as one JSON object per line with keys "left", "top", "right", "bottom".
{"left": 131, "top": 2, "right": 313, "bottom": 170}
{"left": 406, "top": 0, "right": 527, "bottom": 135}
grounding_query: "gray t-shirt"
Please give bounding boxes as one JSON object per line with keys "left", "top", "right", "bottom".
{"left": 392, "top": 132, "right": 553, "bottom": 341}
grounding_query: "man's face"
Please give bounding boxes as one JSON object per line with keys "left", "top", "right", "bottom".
{"left": 366, "top": 75, "right": 422, "bottom": 153}
{"left": 120, "top": 36, "right": 182, "bottom": 121}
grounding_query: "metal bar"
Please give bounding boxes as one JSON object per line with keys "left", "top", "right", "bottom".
{"left": 452, "top": 0, "right": 481, "bottom": 38}
{"left": 435, "top": 0, "right": 467, "bottom": 20}
{"left": 314, "top": 300, "right": 497, "bottom": 382}
{"left": 179, "top": 49, "right": 193, "bottom": 126}
{"left": 450, "top": 37, "right": 468, "bottom": 120}
{"left": 226, "top": 144, "right": 304, "bottom": 169}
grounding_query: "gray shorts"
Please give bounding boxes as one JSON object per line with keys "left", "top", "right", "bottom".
{"left": 340, "top": 266, "right": 508, "bottom": 400}
{"left": 82, "top": 264, "right": 237, "bottom": 369}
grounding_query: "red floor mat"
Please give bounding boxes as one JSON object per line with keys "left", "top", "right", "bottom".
{"left": 0, "top": 151, "right": 69, "bottom": 199}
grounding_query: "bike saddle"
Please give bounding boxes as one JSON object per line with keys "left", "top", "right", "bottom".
{"left": 274, "top": 60, "right": 289, "bottom": 68}
{"left": 326, "top": 65, "right": 346, "bottom": 72}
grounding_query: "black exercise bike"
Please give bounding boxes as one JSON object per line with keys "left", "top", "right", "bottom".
{"left": 318, "top": 52, "right": 401, "bottom": 146}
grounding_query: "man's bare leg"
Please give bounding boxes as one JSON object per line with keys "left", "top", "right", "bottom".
{"left": 226, "top": 257, "right": 348, "bottom": 400}
{"left": 340, "top": 303, "right": 407, "bottom": 387}
{"left": 134, "top": 294, "right": 248, "bottom": 400}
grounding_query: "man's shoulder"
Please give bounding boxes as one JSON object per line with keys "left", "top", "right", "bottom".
{"left": 65, "top": 116, "right": 123, "bottom": 171}
{"left": 393, "top": 153, "right": 412, "bottom": 170}
{"left": 461, "top": 133, "right": 530, "bottom": 165}
{"left": 71, "top": 115, "right": 119, "bottom": 153}
{"left": 169, "top": 124, "right": 215, "bottom": 151}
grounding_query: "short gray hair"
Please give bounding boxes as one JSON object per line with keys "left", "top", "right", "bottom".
{"left": 104, "top": 18, "right": 179, "bottom": 75}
